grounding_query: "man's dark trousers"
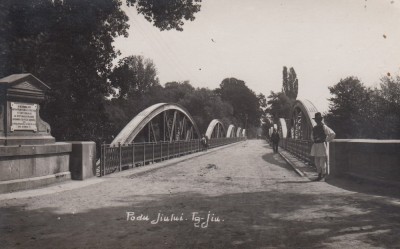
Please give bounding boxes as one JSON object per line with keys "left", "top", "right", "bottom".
{"left": 273, "top": 142, "right": 278, "bottom": 153}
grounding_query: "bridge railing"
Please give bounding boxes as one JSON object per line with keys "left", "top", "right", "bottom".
{"left": 100, "top": 137, "right": 245, "bottom": 176}
{"left": 279, "top": 138, "right": 313, "bottom": 164}
{"left": 209, "top": 137, "right": 243, "bottom": 148}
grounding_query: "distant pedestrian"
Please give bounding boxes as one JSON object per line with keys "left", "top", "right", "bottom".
{"left": 271, "top": 128, "right": 280, "bottom": 153}
{"left": 201, "top": 134, "right": 209, "bottom": 151}
{"left": 310, "top": 112, "right": 336, "bottom": 181}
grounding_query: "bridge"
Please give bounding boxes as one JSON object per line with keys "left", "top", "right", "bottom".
{"left": 98, "top": 100, "right": 320, "bottom": 177}
{"left": 99, "top": 99, "right": 400, "bottom": 185}
{"left": 1, "top": 98, "right": 400, "bottom": 248}
{"left": 99, "top": 103, "right": 246, "bottom": 176}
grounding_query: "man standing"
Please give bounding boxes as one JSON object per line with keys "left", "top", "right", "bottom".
{"left": 310, "top": 112, "right": 336, "bottom": 181}
{"left": 271, "top": 128, "right": 280, "bottom": 153}
{"left": 201, "top": 134, "right": 209, "bottom": 151}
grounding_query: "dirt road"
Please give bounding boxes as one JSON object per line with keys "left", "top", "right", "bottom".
{"left": 1, "top": 140, "right": 400, "bottom": 248}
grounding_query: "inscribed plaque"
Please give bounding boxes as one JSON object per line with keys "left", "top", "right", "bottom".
{"left": 10, "top": 102, "right": 37, "bottom": 131}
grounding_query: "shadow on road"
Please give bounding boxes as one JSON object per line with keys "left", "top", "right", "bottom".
{"left": 263, "top": 141, "right": 400, "bottom": 200}
{"left": 2, "top": 187, "right": 400, "bottom": 249}
{"left": 261, "top": 152, "right": 294, "bottom": 172}
{"left": 327, "top": 176, "right": 400, "bottom": 199}
{"left": 278, "top": 181, "right": 313, "bottom": 184}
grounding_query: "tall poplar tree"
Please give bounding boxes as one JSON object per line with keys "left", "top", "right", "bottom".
{"left": 282, "top": 66, "right": 298, "bottom": 100}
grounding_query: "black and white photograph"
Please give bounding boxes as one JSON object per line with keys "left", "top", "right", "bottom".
{"left": 1, "top": 0, "right": 400, "bottom": 248}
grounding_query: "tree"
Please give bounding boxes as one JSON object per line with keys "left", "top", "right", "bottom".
{"left": 106, "top": 80, "right": 237, "bottom": 139}
{"left": 326, "top": 75, "right": 400, "bottom": 139}
{"left": 178, "top": 88, "right": 234, "bottom": 133}
{"left": 380, "top": 75, "right": 400, "bottom": 106}
{"left": 0, "top": 0, "right": 130, "bottom": 143}
{"left": 376, "top": 75, "right": 400, "bottom": 138}
{"left": 149, "top": 82, "right": 234, "bottom": 133}
{"left": 126, "top": 0, "right": 202, "bottom": 31}
{"left": 0, "top": 0, "right": 131, "bottom": 142}
{"left": 325, "top": 77, "right": 374, "bottom": 138}
{"left": 266, "top": 91, "right": 293, "bottom": 123}
{"left": 262, "top": 116, "right": 273, "bottom": 139}
{"left": 106, "top": 55, "right": 161, "bottom": 134}
{"left": 0, "top": 0, "right": 202, "bottom": 143}
{"left": 162, "top": 81, "right": 195, "bottom": 102}
{"left": 264, "top": 66, "right": 298, "bottom": 126}
{"left": 110, "top": 55, "right": 160, "bottom": 99}
{"left": 257, "top": 93, "right": 267, "bottom": 109}
{"left": 216, "top": 78, "right": 263, "bottom": 137}
{"left": 282, "top": 66, "right": 298, "bottom": 100}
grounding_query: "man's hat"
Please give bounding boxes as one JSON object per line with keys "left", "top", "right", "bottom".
{"left": 313, "top": 112, "right": 323, "bottom": 120}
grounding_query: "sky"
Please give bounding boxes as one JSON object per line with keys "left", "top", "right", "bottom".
{"left": 114, "top": 0, "right": 400, "bottom": 113}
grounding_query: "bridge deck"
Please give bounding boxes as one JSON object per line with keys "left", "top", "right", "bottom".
{"left": 1, "top": 140, "right": 400, "bottom": 248}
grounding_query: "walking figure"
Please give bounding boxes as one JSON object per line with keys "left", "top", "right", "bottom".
{"left": 310, "top": 112, "right": 335, "bottom": 181}
{"left": 271, "top": 128, "right": 280, "bottom": 153}
{"left": 201, "top": 134, "right": 209, "bottom": 151}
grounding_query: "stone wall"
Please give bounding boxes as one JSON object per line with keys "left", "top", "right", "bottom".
{"left": 0, "top": 141, "right": 97, "bottom": 193}
{"left": 0, "top": 143, "right": 72, "bottom": 193}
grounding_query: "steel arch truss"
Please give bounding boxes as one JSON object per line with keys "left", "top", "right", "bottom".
{"left": 226, "top": 125, "right": 236, "bottom": 138}
{"left": 290, "top": 99, "right": 319, "bottom": 140}
{"left": 111, "top": 103, "right": 200, "bottom": 145}
{"left": 278, "top": 118, "right": 288, "bottom": 138}
{"left": 236, "top": 127, "right": 242, "bottom": 137}
{"left": 205, "top": 119, "right": 226, "bottom": 139}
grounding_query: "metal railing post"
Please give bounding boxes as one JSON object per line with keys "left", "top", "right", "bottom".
{"left": 101, "top": 142, "right": 105, "bottom": 176}
{"left": 132, "top": 143, "right": 135, "bottom": 168}
{"left": 143, "top": 143, "right": 146, "bottom": 165}
{"left": 118, "top": 142, "right": 122, "bottom": 172}
{"left": 152, "top": 142, "right": 155, "bottom": 163}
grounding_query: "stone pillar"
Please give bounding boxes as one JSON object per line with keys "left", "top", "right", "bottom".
{"left": 69, "top": 141, "right": 96, "bottom": 180}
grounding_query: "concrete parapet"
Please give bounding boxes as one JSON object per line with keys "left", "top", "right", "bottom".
{"left": 0, "top": 142, "right": 72, "bottom": 193}
{"left": 329, "top": 139, "right": 400, "bottom": 183}
{"left": 0, "top": 172, "right": 70, "bottom": 193}
{"left": 68, "top": 141, "right": 96, "bottom": 180}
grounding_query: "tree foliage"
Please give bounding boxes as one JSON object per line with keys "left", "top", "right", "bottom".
{"left": 262, "top": 67, "right": 299, "bottom": 136}
{"left": 257, "top": 93, "right": 267, "bottom": 109}
{"left": 325, "top": 76, "right": 400, "bottom": 139}
{"left": 377, "top": 75, "right": 400, "bottom": 138}
{"left": 178, "top": 87, "right": 234, "bottom": 133}
{"left": 126, "top": 0, "right": 202, "bottom": 31}
{"left": 216, "top": 78, "right": 264, "bottom": 131}
{"left": 110, "top": 55, "right": 160, "bottom": 99}
{"left": 282, "top": 66, "right": 298, "bottom": 100}
{"left": 266, "top": 91, "right": 294, "bottom": 123}
{"left": 0, "top": 0, "right": 202, "bottom": 144}
{"left": 106, "top": 80, "right": 236, "bottom": 138}
{"left": 0, "top": 0, "right": 130, "bottom": 142}
{"left": 325, "top": 77, "right": 371, "bottom": 138}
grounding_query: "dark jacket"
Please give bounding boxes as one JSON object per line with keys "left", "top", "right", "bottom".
{"left": 271, "top": 132, "right": 280, "bottom": 143}
{"left": 313, "top": 124, "right": 327, "bottom": 143}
